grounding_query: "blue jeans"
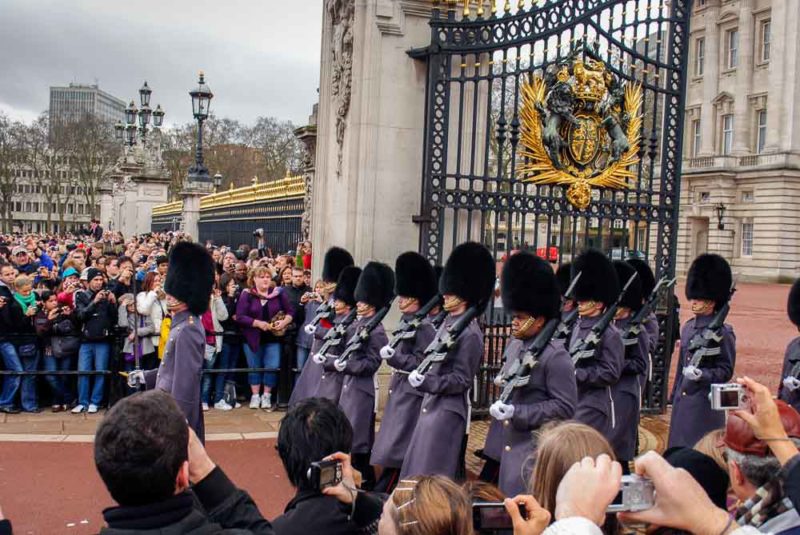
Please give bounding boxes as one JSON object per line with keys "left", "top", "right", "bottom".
{"left": 243, "top": 343, "right": 281, "bottom": 387}
{"left": 0, "top": 342, "right": 21, "bottom": 408}
{"left": 20, "top": 349, "right": 40, "bottom": 411}
{"left": 44, "top": 354, "right": 74, "bottom": 406}
{"left": 295, "top": 346, "right": 310, "bottom": 386}
{"left": 214, "top": 343, "right": 240, "bottom": 403}
{"left": 77, "top": 342, "right": 110, "bottom": 407}
{"left": 201, "top": 345, "right": 218, "bottom": 404}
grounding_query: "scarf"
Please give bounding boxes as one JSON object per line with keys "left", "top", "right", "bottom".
{"left": 734, "top": 475, "right": 791, "bottom": 529}
{"left": 14, "top": 292, "right": 37, "bottom": 314}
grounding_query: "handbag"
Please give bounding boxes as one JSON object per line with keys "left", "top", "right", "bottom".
{"left": 51, "top": 336, "right": 81, "bottom": 359}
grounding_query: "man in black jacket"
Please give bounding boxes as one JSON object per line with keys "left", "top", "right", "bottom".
{"left": 95, "top": 390, "right": 274, "bottom": 534}
{"left": 0, "top": 263, "right": 23, "bottom": 414}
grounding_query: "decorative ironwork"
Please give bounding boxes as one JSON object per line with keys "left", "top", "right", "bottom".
{"left": 410, "top": 0, "right": 692, "bottom": 414}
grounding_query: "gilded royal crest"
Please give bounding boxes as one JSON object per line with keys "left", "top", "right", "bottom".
{"left": 517, "top": 48, "right": 643, "bottom": 209}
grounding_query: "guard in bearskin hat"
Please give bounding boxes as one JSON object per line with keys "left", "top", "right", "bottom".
{"left": 780, "top": 279, "right": 800, "bottom": 413}
{"left": 335, "top": 262, "right": 394, "bottom": 489}
{"left": 290, "top": 246, "right": 354, "bottom": 406}
{"left": 487, "top": 252, "right": 577, "bottom": 496}
{"left": 608, "top": 260, "right": 649, "bottom": 466}
{"left": 129, "top": 241, "right": 215, "bottom": 442}
{"left": 400, "top": 242, "right": 495, "bottom": 480}
{"left": 371, "top": 252, "right": 439, "bottom": 492}
{"left": 668, "top": 253, "right": 736, "bottom": 449}
{"left": 569, "top": 249, "right": 624, "bottom": 439}
{"left": 554, "top": 262, "right": 580, "bottom": 343}
{"left": 627, "top": 258, "right": 658, "bottom": 354}
{"left": 314, "top": 265, "right": 361, "bottom": 404}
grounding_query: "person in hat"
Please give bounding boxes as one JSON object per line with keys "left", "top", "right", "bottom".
{"left": 662, "top": 447, "right": 730, "bottom": 510}
{"left": 668, "top": 253, "right": 736, "bottom": 449}
{"left": 400, "top": 242, "right": 495, "bottom": 480}
{"left": 779, "top": 279, "right": 800, "bottom": 413}
{"left": 128, "top": 242, "right": 216, "bottom": 442}
{"left": 723, "top": 399, "right": 800, "bottom": 533}
{"left": 569, "top": 249, "right": 624, "bottom": 440}
{"left": 488, "top": 252, "right": 577, "bottom": 497}
{"left": 371, "top": 252, "right": 439, "bottom": 493}
{"left": 335, "top": 261, "right": 394, "bottom": 489}
{"left": 314, "top": 266, "right": 361, "bottom": 403}
{"left": 289, "top": 246, "right": 354, "bottom": 406}
{"left": 627, "top": 258, "right": 658, "bottom": 355}
{"left": 608, "top": 260, "right": 649, "bottom": 468}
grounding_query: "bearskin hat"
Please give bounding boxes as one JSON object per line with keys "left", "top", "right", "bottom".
{"left": 501, "top": 252, "right": 560, "bottom": 320}
{"left": 164, "top": 241, "right": 215, "bottom": 316}
{"left": 555, "top": 262, "right": 573, "bottom": 297}
{"left": 354, "top": 262, "right": 395, "bottom": 309}
{"left": 789, "top": 279, "right": 800, "bottom": 328}
{"left": 395, "top": 252, "right": 437, "bottom": 304}
{"left": 572, "top": 249, "right": 619, "bottom": 307}
{"left": 613, "top": 261, "right": 643, "bottom": 311}
{"left": 333, "top": 266, "right": 361, "bottom": 307}
{"left": 322, "top": 247, "right": 354, "bottom": 284}
{"left": 685, "top": 253, "right": 732, "bottom": 309}
{"left": 439, "top": 242, "right": 495, "bottom": 311}
{"left": 627, "top": 258, "right": 656, "bottom": 300}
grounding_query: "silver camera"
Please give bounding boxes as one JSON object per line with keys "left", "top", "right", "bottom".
{"left": 606, "top": 475, "right": 655, "bottom": 513}
{"left": 709, "top": 383, "right": 746, "bottom": 411}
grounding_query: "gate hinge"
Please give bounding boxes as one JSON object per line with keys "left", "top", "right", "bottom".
{"left": 412, "top": 214, "right": 433, "bottom": 224}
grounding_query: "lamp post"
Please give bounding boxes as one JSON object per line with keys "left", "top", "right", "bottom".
{"left": 213, "top": 172, "right": 223, "bottom": 193}
{"left": 714, "top": 202, "right": 727, "bottom": 230}
{"left": 117, "top": 82, "right": 165, "bottom": 148}
{"left": 187, "top": 72, "right": 214, "bottom": 184}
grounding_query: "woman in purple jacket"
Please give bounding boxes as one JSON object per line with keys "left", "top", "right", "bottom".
{"left": 235, "top": 266, "right": 293, "bottom": 410}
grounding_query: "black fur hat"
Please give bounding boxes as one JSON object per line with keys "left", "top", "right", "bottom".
{"left": 613, "top": 261, "right": 643, "bottom": 311}
{"left": 333, "top": 266, "right": 361, "bottom": 307}
{"left": 627, "top": 258, "right": 656, "bottom": 299}
{"left": 555, "top": 262, "right": 573, "bottom": 297}
{"left": 164, "top": 241, "right": 215, "bottom": 316}
{"left": 355, "top": 262, "right": 395, "bottom": 309}
{"left": 322, "top": 247, "right": 354, "bottom": 284}
{"left": 572, "top": 249, "right": 619, "bottom": 307}
{"left": 501, "top": 252, "right": 560, "bottom": 320}
{"left": 439, "top": 242, "right": 495, "bottom": 310}
{"left": 395, "top": 252, "right": 437, "bottom": 304}
{"left": 788, "top": 279, "right": 800, "bottom": 327}
{"left": 685, "top": 254, "right": 732, "bottom": 309}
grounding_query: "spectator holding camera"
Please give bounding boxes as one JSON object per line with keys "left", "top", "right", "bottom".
{"left": 108, "top": 256, "right": 135, "bottom": 299}
{"left": 74, "top": 268, "right": 118, "bottom": 414}
{"left": 135, "top": 271, "right": 167, "bottom": 370}
{"left": 118, "top": 293, "right": 156, "bottom": 384}
{"left": 0, "top": 263, "right": 25, "bottom": 414}
{"left": 34, "top": 290, "right": 80, "bottom": 412}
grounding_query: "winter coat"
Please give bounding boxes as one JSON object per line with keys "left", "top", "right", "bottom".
{"left": 118, "top": 304, "right": 157, "bottom": 356}
{"left": 136, "top": 291, "right": 167, "bottom": 349}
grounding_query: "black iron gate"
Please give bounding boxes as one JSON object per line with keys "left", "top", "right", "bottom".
{"left": 411, "top": 0, "right": 692, "bottom": 414}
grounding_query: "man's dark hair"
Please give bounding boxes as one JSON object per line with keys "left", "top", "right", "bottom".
{"left": 277, "top": 398, "right": 353, "bottom": 490}
{"left": 117, "top": 255, "right": 133, "bottom": 268}
{"left": 94, "top": 390, "right": 189, "bottom": 506}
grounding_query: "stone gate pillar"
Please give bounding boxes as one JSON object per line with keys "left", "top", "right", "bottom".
{"left": 311, "top": 0, "right": 432, "bottom": 268}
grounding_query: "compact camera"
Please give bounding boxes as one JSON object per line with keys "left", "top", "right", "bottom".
{"left": 606, "top": 474, "right": 655, "bottom": 513}
{"left": 709, "top": 383, "right": 746, "bottom": 411}
{"left": 472, "top": 502, "right": 526, "bottom": 533}
{"left": 306, "top": 459, "right": 343, "bottom": 491}
{"left": 253, "top": 228, "right": 264, "bottom": 238}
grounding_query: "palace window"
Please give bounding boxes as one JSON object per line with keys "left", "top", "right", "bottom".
{"left": 741, "top": 221, "right": 754, "bottom": 256}
{"left": 692, "top": 119, "right": 702, "bottom": 156}
{"left": 727, "top": 29, "right": 739, "bottom": 69}
{"left": 722, "top": 114, "right": 734, "bottom": 155}
{"left": 761, "top": 20, "right": 771, "bottom": 62}
{"left": 695, "top": 38, "right": 705, "bottom": 76}
{"left": 757, "top": 110, "right": 767, "bottom": 154}
{"left": 741, "top": 190, "right": 754, "bottom": 203}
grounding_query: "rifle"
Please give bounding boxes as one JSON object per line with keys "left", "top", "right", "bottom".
{"left": 415, "top": 304, "right": 481, "bottom": 375}
{"left": 497, "top": 318, "right": 560, "bottom": 403}
{"left": 570, "top": 272, "right": 638, "bottom": 365}
{"left": 430, "top": 308, "right": 448, "bottom": 330}
{"left": 684, "top": 283, "right": 736, "bottom": 369}
{"left": 380, "top": 294, "right": 443, "bottom": 359}
{"left": 313, "top": 308, "right": 358, "bottom": 360}
{"left": 335, "top": 299, "right": 395, "bottom": 365}
{"left": 553, "top": 271, "right": 583, "bottom": 342}
{"left": 621, "top": 276, "right": 677, "bottom": 347}
{"left": 304, "top": 300, "right": 334, "bottom": 335}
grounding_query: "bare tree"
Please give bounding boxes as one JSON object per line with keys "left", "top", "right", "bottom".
{"left": 245, "top": 117, "right": 304, "bottom": 182}
{"left": 161, "top": 124, "right": 194, "bottom": 200}
{"left": 0, "top": 114, "right": 25, "bottom": 233}
{"left": 65, "top": 113, "right": 120, "bottom": 219}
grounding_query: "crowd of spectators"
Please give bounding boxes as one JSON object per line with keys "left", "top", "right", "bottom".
{"left": 0, "top": 231, "right": 314, "bottom": 414}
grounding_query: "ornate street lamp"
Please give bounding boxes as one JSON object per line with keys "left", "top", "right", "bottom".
{"left": 714, "top": 202, "right": 727, "bottom": 230}
{"left": 125, "top": 124, "right": 138, "bottom": 146}
{"left": 213, "top": 172, "right": 223, "bottom": 193}
{"left": 124, "top": 101, "right": 138, "bottom": 127}
{"left": 114, "top": 121, "right": 125, "bottom": 142}
{"left": 139, "top": 81, "right": 152, "bottom": 108}
{"left": 152, "top": 104, "right": 165, "bottom": 128}
{"left": 187, "top": 72, "right": 214, "bottom": 183}
{"left": 119, "top": 83, "right": 165, "bottom": 148}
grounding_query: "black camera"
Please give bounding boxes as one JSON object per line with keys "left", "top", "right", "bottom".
{"left": 472, "top": 502, "right": 526, "bottom": 533}
{"left": 306, "top": 459, "right": 343, "bottom": 491}
{"left": 253, "top": 228, "right": 264, "bottom": 238}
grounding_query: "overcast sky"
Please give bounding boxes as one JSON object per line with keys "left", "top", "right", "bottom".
{"left": 0, "top": 0, "right": 323, "bottom": 127}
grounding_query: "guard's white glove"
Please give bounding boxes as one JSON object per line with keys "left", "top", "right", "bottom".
{"left": 489, "top": 400, "right": 515, "bottom": 421}
{"left": 682, "top": 365, "right": 702, "bottom": 382}
{"left": 408, "top": 370, "right": 425, "bottom": 388}
{"left": 304, "top": 323, "right": 316, "bottom": 335}
{"left": 379, "top": 345, "right": 395, "bottom": 360}
{"left": 312, "top": 353, "right": 327, "bottom": 365}
{"left": 127, "top": 369, "right": 145, "bottom": 389}
{"left": 493, "top": 374, "right": 505, "bottom": 388}
{"left": 333, "top": 359, "right": 347, "bottom": 372}
{"left": 784, "top": 376, "right": 800, "bottom": 392}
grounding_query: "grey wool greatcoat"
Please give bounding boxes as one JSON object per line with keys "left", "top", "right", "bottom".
{"left": 315, "top": 313, "right": 356, "bottom": 404}
{"left": 399, "top": 313, "right": 483, "bottom": 480}
{"left": 289, "top": 300, "right": 325, "bottom": 406}
{"left": 779, "top": 337, "right": 800, "bottom": 413}
{"left": 668, "top": 315, "right": 736, "bottom": 449}
{"left": 338, "top": 318, "right": 388, "bottom": 454}
{"left": 608, "top": 316, "right": 650, "bottom": 460}
{"left": 569, "top": 315, "right": 624, "bottom": 440}
{"left": 644, "top": 313, "right": 659, "bottom": 355}
{"left": 496, "top": 337, "right": 577, "bottom": 498}
{"left": 371, "top": 314, "right": 437, "bottom": 468}
{"left": 144, "top": 310, "right": 205, "bottom": 441}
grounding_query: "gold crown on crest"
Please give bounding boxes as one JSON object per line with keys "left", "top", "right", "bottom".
{"left": 571, "top": 59, "right": 608, "bottom": 102}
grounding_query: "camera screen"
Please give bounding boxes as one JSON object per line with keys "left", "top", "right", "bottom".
{"left": 475, "top": 506, "right": 513, "bottom": 530}
{"left": 719, "top": 389, "right": 740, "bottom": 408}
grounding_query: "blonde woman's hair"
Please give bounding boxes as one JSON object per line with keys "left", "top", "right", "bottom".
{"left": 694, "top": 429, "right": 727, "bottom": 471}
{"left": 247, "top": 266, "right": 273, "bottom": 290}
{"left": 530, "top": 421, "right": 616, "bottom": 518}
{"left": 389, "top": 475, "right": 474, "bottom": 535}
{"left": 14, "top": 274, "right": 33, "bottom": 290}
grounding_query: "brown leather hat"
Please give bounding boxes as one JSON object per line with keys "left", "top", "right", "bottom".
{"left": 723, "top": 400, "right": 800, "bottom": 456}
